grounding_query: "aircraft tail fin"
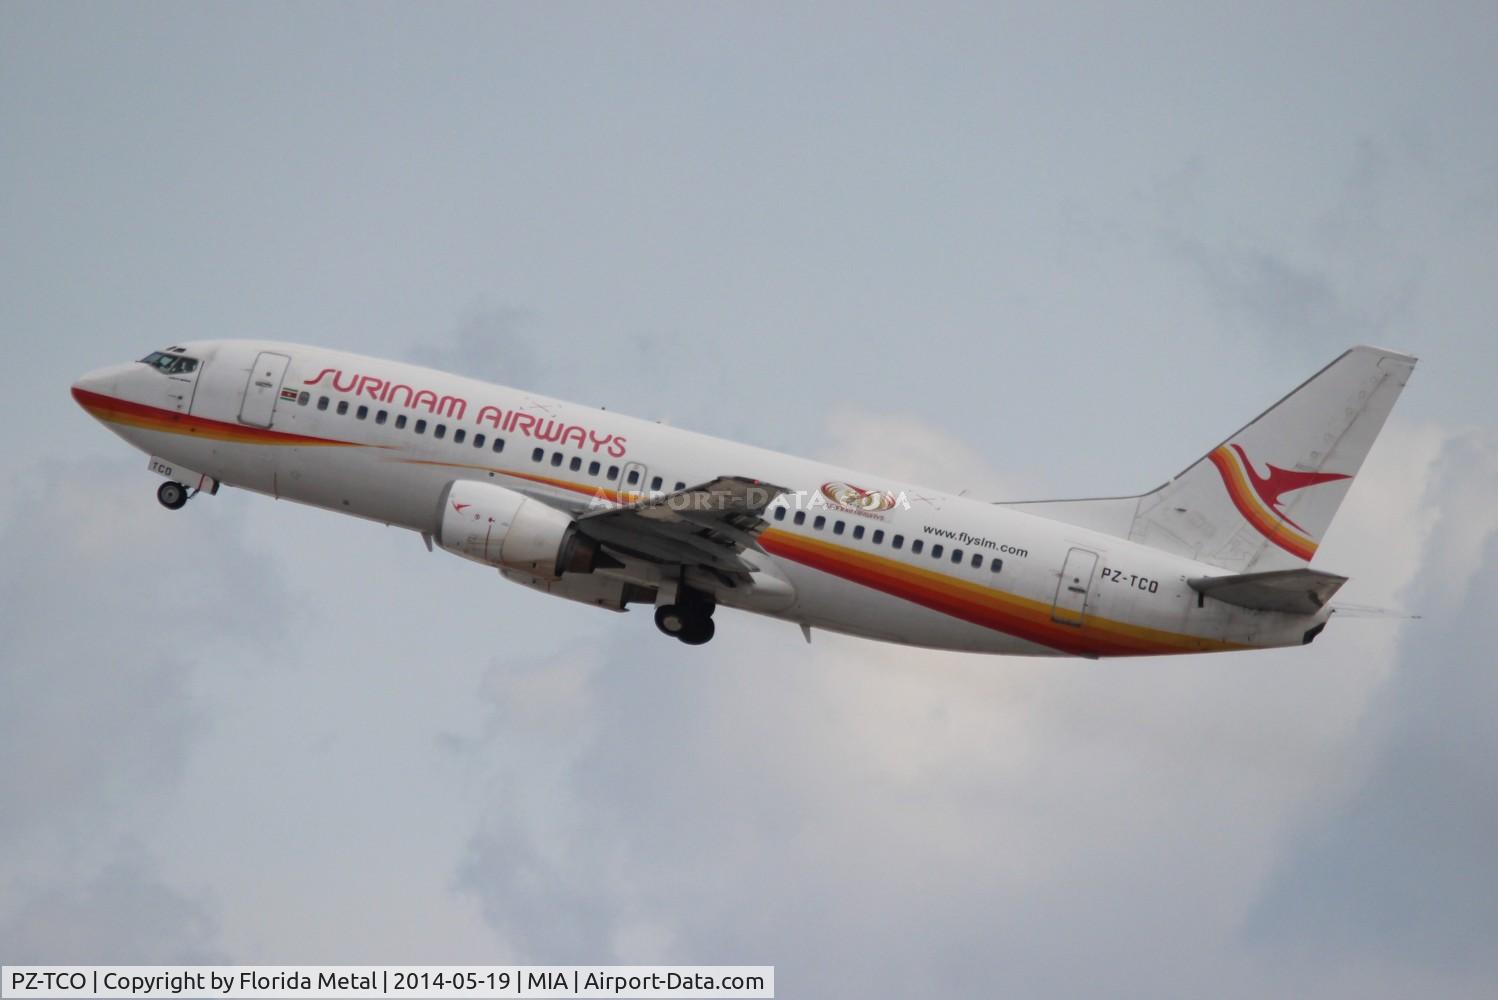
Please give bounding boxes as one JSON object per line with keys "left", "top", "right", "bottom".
{"left": 1000, "top": 346, "right": 1417, "bottom": 573}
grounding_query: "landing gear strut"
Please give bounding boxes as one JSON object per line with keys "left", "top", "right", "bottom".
{"left": 156, "top": 481, "right": 189, "bottom": 510}
{"left": 654, "top": 593, "right": 716, "bottom": 645}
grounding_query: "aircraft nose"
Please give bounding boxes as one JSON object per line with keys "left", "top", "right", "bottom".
{"left": 72, "top": 367, "right": 110, "bottom": 403}
{"left": 71, "top": 364, "right": 130, "bottom": 407}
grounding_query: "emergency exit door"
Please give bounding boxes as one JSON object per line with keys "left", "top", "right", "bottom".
{"left": 618, "top": 461, "right": 648, "bottom": 501}
{"left": 1051, "top": 547, "right": 1099, "bottom": 626}
{"left": 239, "top": 352, "right": 291, "bottom": 428}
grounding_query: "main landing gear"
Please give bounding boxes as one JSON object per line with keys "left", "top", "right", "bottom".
{"left": 654, "top": 594, "right": 716, "bottom": 646}
{"left": 156, "top": 481, "right": 190, "bottom": 511}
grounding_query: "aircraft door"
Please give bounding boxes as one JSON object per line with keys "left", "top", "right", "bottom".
{"left": 239, "top": 352, "right": 291, "bottom": 427}
{"left": 1051, "top": 547, "right": 1099, "bottom": 626}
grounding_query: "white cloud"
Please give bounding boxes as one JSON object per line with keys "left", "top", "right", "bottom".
{"left": 1411, "top": 429, "right": 1498, "bottom": 607}
{"left": 0, "top": 846, "right": 221, "bottom": 964}
{"left": 0, "top": 460, "right": 287, "bottom": 960}
{"left": 1245, "top": 430, "right": 1498, "bottom": 990}
{"left": 821, "top": 407, "right": 1044, "bottom": 500}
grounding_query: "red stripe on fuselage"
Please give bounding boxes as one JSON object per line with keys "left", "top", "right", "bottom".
{"left": 759, "top": 530, "right": 1239, "bottom": 657}
{"left": 72, "top": 387, "right": 363, "bottom": 447}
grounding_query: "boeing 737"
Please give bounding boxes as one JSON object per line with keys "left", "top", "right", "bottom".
{"left": 71, "top": 343, "right": 1415, "bottom": 656}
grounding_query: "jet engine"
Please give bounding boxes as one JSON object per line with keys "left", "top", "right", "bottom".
{"left": 437, "top": 480, "right": 601, "bottom": 579}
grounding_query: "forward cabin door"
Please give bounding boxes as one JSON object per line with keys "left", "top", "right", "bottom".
{"left": 239, "top": 352, "right": 291, "bottom": 427}
{"left": 1051, "top": 547, "right": 1099, "bottom": 626}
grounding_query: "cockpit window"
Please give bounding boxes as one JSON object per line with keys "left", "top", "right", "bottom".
{"left": 139, "top": 351, "right": 199, "bottom": 375}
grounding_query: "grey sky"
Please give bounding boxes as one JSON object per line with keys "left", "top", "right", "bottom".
{"left": 3, "top": 3, "right": 1496, "bottom": 995}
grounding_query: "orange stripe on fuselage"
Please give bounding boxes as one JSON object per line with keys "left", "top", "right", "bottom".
{"left": 759, "top": 529, "right": 1245, "bottom": 657}
{"left": 1207, "top": 447, "right": 1317, "bottom": 560}
{"left": 72, "top": 387, "right": 362, "bottom": 448}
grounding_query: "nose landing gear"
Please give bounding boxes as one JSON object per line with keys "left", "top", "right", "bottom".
{"left": 156, "top": 481, "right": 190, "bottom": 510}
{"left": 654, "top": 595, "right": 716, "bottom": 645}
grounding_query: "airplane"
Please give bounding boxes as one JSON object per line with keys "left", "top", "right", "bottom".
{"left": 71, "top": 342, "right": 1415, "bottom": 656}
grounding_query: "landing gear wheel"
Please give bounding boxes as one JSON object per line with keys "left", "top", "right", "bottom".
{"left": 655, "top": 604, "right": 716, "bottom": 645}
{"left": 655, "top": 604, "right": 688, "bottom": 637}
{"left": 157, "top": 481, "right": 188, "bottom": 510}
{"left": 678, "top": 616, "right": 715, "bottom": 646}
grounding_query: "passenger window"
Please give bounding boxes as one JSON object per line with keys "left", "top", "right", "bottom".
{"left": 395, "top": 414, "right": 407, "bottom": 429}
{"left": 588, "top": 460, "right": 600, "bottom": 475}
{"left": 375, "top": 410, "right": 387, "bottom": 425}
{"left": 813, "top": 515, "right": 826, "bottom": 530}
{"left": 607, "top": 466, "right": 619, "bottom": 480}
{"left": 336, "top": 401, "right": 349, "bottom": 415}
{"left": 415, "top": 419, "right": 427, "bottom": 434}
{"left": 971, "top": 553, "right": 982, "bottom": 568}
{"left": 675, "top": 482, "right": 686, "bottom": 491}
{"left": 570, "top": 457, "right": 582, "bottom": 471}
{"left": 912, "top": 540, "right": 924, "bottom": 554}
{"left": 951, "top": 549, "right": 963, "bottom": 564}
{"left": 773, "top": 507, "right": 787, "bottom": 521}
{"left": 872, "top": 529, "right": 885, "bottom": 545}
{"left": 434, "top": 424, "right": 446, "bottom": 440}
{"left": 550, "top": 452, "right": 563, "bottom": 467}
{"left": 492, "top": 438, "right": 504, "bottom": 453}
{"left": 453, "top": 429, "right": 466, "bottom": 444}
{"left": 650, "top": 475, "right": 663, "bottom": 491}
{"left": 532, "top": 448, "right": 544, "bottom": 462}
{"left": 852, "top": 525, "right": 864, "bottom": 540}
{"left": 931, "top": 544, "right": 943, "bottom": 558}
{"left": 317, "top": 396, "right": 329, "bottom": 411}
{"left": 990, "top": 558, "right": 1003, "bottom": 573}
{"left": 794, "top": 511, "right": 806, "bottom": 526}
{"left": 474, "top": 433, "right": 485, "bottom": 448}
{"left": 833, "top": 521, "right": 845, "bottom": 535}
{"left": 626, "top": 468, "right": 640, "bottom": 485}
{"left": 298, "top": 391, "right": 310, "bottom": 406}
{"left": 356, "top": 405, "right": 368, "bottom": 420}
{"left": 892, "top": 534, "right": 904, "bottom": 550}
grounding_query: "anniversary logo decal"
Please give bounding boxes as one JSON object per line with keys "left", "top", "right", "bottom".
{"left": 820, "top": 481, "right": 902, "bottom": 517}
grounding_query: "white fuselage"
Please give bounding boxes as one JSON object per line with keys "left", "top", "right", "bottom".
{"left": 73, "top": 340, "right": 1329, "bottom": 657}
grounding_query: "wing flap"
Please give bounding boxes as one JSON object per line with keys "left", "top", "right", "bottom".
{"left": 576, "top": 475, "right": 791, "bottom": 577}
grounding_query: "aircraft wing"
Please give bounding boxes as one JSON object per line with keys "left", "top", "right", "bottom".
{"left": 574, "top": 475, "right": 791, "bottom": 578}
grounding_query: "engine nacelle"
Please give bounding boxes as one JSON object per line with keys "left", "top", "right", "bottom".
{"left": 438, "top": 480, "right": 599, "bottom": 580}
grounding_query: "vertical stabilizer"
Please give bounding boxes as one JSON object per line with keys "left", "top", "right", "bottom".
{"left": 1001, "top": 346, "right": 1417, "bottom": 573}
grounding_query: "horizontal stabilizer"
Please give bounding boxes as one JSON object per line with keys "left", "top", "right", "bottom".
{"left": 1327, "top": 601, "right": 1421, "bottom": 620}
{"left": 1189, "top": 568, "right": 1348, "bottom": 614}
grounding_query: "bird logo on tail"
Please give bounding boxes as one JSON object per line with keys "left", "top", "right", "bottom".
{"left": 1208, "top": 444, "right": 1350, "bottom": 560}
